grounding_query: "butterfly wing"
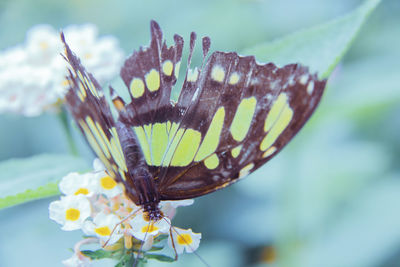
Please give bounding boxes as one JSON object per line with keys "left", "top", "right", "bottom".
{"left": 156, "top": 51, "right": 326, "bottom": 199}
{"left": 114, "top": 22, "right": 326, "bottom": 201}
{"left": 61, "top": 34, "right": 142, "bottom": 202}
{"left": 119, "top": 21, "right": 183, "bottom": 126}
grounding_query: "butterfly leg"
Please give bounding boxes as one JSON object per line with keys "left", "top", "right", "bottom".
{"left": 168, "top": 225, "right": 179, "bottom": 261}
{"left": 102, "top": 207, "right": 141, "bottom": 248}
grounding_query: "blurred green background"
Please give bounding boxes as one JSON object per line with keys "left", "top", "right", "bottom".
{"left": 0, "top": 0, "right": 399, "bottom": 266}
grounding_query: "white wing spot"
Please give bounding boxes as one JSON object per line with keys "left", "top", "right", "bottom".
{"left": 228, "top": 72, "right": 240, "bottom": 85}
{"left": 307, "top": 81, "right": 314, "bottom": 94}
{"left": 187, "top": 68, "right": 199, "bottom": 82}
{"left": 299, "top": 74, "right": 308, "bottom": 85}
{"left": 145, "top": 69, "right": 160, "bottom": 92}
{"left": 239, "top": 163, "right": 254, "bottom": 178}
{"left": 288, "top": 75, "right": 295, "bottom": 86}
{"left": 262, "top": 146, "right": 277, "bottom": 158}
{"left": 211, "top": 65, "right": 225, "bottom": 83}
{"left": 162, "top": 60, "right": 173, "bottom": 76}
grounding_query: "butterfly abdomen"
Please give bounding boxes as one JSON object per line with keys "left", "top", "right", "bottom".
{"left": 116, "top": 121, "right": 162, "bottom": 219}
{"left": 116, "top": 122, "right": 147, "bottom": 169}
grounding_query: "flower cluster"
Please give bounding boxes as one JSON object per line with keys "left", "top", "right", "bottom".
{"left": 0, "top": 24, "right": 124, "bottom": 117}
{"left": 49, "top": 159, "right": 201, "bottom": 266}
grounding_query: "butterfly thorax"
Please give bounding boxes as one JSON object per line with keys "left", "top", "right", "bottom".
{"left": 129, "top": 167, "right": 162, "bottom": 221}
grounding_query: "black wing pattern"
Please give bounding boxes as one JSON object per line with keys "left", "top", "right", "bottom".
{"left": 63, "top": 21, "right": 326, "bottom": 203}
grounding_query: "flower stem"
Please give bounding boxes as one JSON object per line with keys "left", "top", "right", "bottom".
{"left": 58, "top": 109, "right": 79, "bottom": 156}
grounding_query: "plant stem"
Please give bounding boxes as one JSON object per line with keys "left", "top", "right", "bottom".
{"left": 58, "top": 109, "right": 79, "bottom": 156}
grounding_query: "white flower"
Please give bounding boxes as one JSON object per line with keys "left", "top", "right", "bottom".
{"left": 168, "top": 227, "right": 201, "bottom": 254}
{"left": 0, "top": 51, "right": 59, "bottom": 116}
{"left": 62, "top": 253, "right": 92, "bottom": 267}
{"left": 95, "top": 172, "right": 123, "bottom": 198}
{"left": 128, "top": 211, "right": 171, "bottom": 241}
{"left": 91, "top": 158, "right": 124, "bottom": 198}
{"left": 59, "top": 172, "right": 98, "bottom": 197}
{"left": 92, "top": 158, "right": 105, "bottom": 172}
{"left": 64, "top": 24, "right": 124, "bottom": 85}
{"left": 25, "top": 25, "right": 63, "bottom": 66}
{"left": 160, "top": 199, "right": 194, "bottom": 219}
{"left": 50, "top": 157, "right": 203, "bottom": 262}
{"left": 49, "top": 195, "right": 91, "bottom": 231}
{"left": 82, "top": 212, "right": 122, "bottom": 245}
{"left": 142, "top": 235, "right": 155, "bottom": 251}
{"left": 0, "top": 23, "right": 124, "bottom": 117}
{"left": 0, "top": 46, "right": 27, "bottom": 68}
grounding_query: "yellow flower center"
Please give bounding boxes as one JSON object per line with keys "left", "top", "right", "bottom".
{"left": 65, "top": 208, "right": 80, "bottom": 221}
{"left": 39, "top": 41, "right": 48, "bottom": 50}
{"left": 74, "top": 188, "right": 89, "bottom": 195}
{"left": 112, "top": 202, "right": 120, "bottom": 211}
{"left": 94, "top": 226, "right": 112, "bottom": 236}
{"left": 141, "top": 224, "right": 159, "bottom": 233}
{"left": 100, "top": 176, "right": 117, "bottom": 190}
{"left": 177, "top": 233, "right": 193, "bottom": 245}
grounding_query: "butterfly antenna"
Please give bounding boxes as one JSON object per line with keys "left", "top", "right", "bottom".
{"left": 102, "top": 207, "right": 141, "bottom": 248}
{"left": 162, "top": 217, "right": 210, "bottom": 267}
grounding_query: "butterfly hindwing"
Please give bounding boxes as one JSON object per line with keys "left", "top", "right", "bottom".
{"left": 156, "top": 51, "right": 326, "bottom": 199}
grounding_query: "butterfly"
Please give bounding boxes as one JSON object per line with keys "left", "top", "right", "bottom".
{"left": 62, "top": 20, "right": 326, "bottom": 221}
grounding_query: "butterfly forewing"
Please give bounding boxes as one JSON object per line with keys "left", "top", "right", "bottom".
{"left": 62, "top": 34, "right": 142, "bottom": 202}
{"left": 120, "top": 21, "right": 183, "bottom": 126}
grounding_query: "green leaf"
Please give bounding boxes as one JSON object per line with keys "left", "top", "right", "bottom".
{"left": 0, "top": 154, "right": 89, "bottom": 209}
{"left": 81, "top": 249, "right": 116, "bottom": 260}
{"left": 145, "top": 253, "right": 176, "bottom": 262}
{"left": 148, "top": 245, "right": 164, "bottom": 252}
{"left": 115, "top": 254, "right": 145, "bottom": 267}
{"left": 243, "top": 0, "right": 381, "bottom": 79}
